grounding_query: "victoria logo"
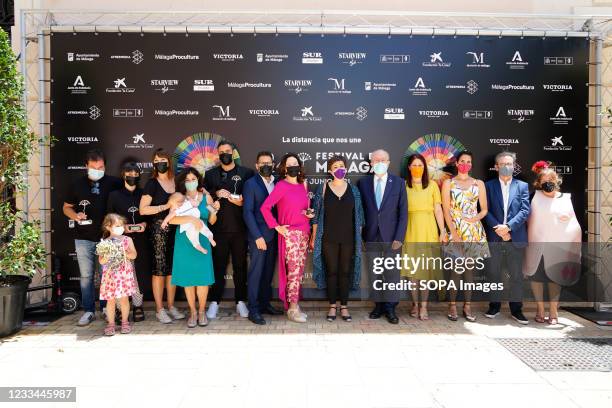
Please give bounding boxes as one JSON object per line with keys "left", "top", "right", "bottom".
{"left": 212, "top": 105, "right": 236, "bottom": 121}
{"left": 419, "top": 110, "right": 448, "bottom": 118}
{"left": 543, "top": 84, "right": 573, "bottom": 92}
{"left": 284, "top": 79, "right": 312, "bottom": 94}
{"left": 466, "top": 52, "right": 490, "bottom": 68}
{"left": 550, "top": 106, "right": 572, "bottom": 125}
{"left": 328, "top": 78, "right": 351, "bottom": 94}
{"left": 338, "top": 52, "right": 366, "bottom": 66}
{"left": 125, "top": 133, "right": 154, "bottom": 149}
{"left": 213, "top": 53, "right": 242, "bottom": 62}
{"left": 507, "top": 109, "right": 535, "bottom": 123}
{"left": 384, "top": 107, "right": 405, "bottom": 120}
{"left": 409, "top": 77, "right": 431, "bottom": 96}
{"left": 106, "top": 78, "right": 135, "bottom": 93}
{"left": 193, "top": 79, "right": 214, "bottom": 92}
{"left": 506, "top": 51, "right": 528, "bottom": 69}
{"left": 248, "top": 108, "right": 280, "bottom": 118}
{"left": 463, "top": 110, "right": 492, "bottom": 119}
{"left": 68, "top": 75, "right": 91, "bottom": 94}
{"left": 489, "top": 138, "right": 519, "bottom": 146}
{"left": 293, "top": 106, "right": 322, "bottom": 122}
{"left": 544, "top": 136, "right": 573, "bottom": 151}
{"left": 67, "top": 136, "right": 99, "bottom": 145}
{"left": 302, "top": 52, "right": 323, "bottom": 64}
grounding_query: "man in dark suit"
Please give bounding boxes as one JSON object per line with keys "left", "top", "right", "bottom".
{"left": 357, "top": 149, "right": 408, "bottom": 324}
{"left": 204, "top": 140, "right": 255, "bottom": 319}
{"left": 242, "top": 151, "right": 283, "bottom": 325}
{"left": 483, "top": 151, "right": 530, "bottom": 324}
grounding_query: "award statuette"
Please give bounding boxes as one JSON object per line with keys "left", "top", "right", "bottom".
{"left": 304, "top": 191, "right": 315, "bottom": 217}
{"left": 126, "top": 206, "right": 143, "bottom": 232}
{"left": 77, "top": 200, "right": 93, "bottom": 225}
{"left": 230, "top": 175, "right": 242, "bottom": 200}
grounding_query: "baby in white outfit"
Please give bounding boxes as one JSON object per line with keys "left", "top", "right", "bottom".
{"left": 162, "top": 193, "right": 216, "bottom": 254}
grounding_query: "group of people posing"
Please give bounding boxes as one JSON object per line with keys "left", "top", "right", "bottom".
{"left": 63, "top": 142, "right": 582, "bottom": 336}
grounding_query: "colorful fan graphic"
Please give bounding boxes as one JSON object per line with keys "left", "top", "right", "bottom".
{"left": 173, "top": 132, "right": 241, "bottom": 176}
{"left": 401, "top": 133, "right": 466, "bottom": 186}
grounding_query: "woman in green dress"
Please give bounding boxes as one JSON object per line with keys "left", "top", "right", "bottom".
{"left": 168, "top": 167, "right": 219, "bottom": 328}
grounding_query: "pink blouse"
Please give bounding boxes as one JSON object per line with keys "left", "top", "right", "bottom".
{"left": 260, "top": 180, "right": 310, "bottom": 233}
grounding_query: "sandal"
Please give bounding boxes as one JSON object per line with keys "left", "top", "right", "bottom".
{"left": 326, "top": 305, "right": 337, "bottom": 322}
{"left": 549, "top": 316, "right": 559, "bottom": 325}
{"left": 410, "top": 303, "right": 419, "bottom": 318}
{"left": 419, "top": 306, "right": 429, "bottom": 321}
{"left": 534, "top": 315, "right": 547, "bottom": 324}
{"left": 120, "top": 321, "right": 131, "bottom": 334}
{"left": 340, "top": 306, "right": 352, "bottom": 322}
{"left": 463, "top": 304, "right": 476, "bottom": 322}
{"left": 133, "top": 306, "right": 145, "bottom": 322}
{"left": 447, "top": 303, "right": 458, "bottom": 322}
{"left": 104, "top": 324, "right": 116, "bottom": 336}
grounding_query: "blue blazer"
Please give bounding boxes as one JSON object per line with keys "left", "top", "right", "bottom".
{"left": 243, "top": 175, "right": 276, "bottom": 242}
{"left": 483, "top": 178, "right": 530, "bottom": 245}
{"left": 357, "top": 174, "right": 408, "bottom": 243}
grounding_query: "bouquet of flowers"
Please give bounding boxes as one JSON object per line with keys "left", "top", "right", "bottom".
{"left": 95, "top": 238, "right": 125, "bottom": 269}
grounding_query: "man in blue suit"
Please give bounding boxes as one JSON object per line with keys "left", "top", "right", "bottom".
{"left": 242, "top": 151, "right": 283, "bottom": 325}
{"left": 357, "top": 149, "right": 408, "bottom": 324}
{"left": 483, "top": 151, "right": 530, "bottom": 324}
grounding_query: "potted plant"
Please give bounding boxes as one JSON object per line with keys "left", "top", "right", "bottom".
{"left": 0, "top": 28, "right": 46, "bottom": 337}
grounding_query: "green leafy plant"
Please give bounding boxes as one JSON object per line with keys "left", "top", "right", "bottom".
{"left": 0, "top": 28, "right": 46, "bottom": 282}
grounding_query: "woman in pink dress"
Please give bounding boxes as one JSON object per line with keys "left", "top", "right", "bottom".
{"left": 524, "top": 162, "right": 582, "bottom": 325}
{"left": 260, "top": 153, "right": 314, "bottom": 323}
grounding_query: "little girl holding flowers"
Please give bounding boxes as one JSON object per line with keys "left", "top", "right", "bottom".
{"left": 96, "top": 213, "right": 138, "bottom": 336}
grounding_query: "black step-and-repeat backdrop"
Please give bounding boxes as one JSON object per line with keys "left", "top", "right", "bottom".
{"left": 50, "top": 32, "right": 589, "bottom": 299}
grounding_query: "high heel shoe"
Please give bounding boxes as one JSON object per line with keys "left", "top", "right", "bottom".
{"left": 326, "top": 305, "right": 337, "bottom": 322}
{"left": 463, "top": 305, "right": 476, "bottom": 322}
{"left": 340, "top": 306, "right": 352, "bottom": 322}
{"left": 447, "top": 303, "right": 458, "bottom": 321}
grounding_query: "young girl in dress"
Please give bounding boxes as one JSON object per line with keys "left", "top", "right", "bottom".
{"left": 97, "top": 213, "right": 138, "bottom": 336}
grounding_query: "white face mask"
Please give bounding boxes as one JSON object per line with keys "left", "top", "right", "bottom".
{"left": 111, "top": 226, "right": 124, "bottom": 236}
{"left": 88, "top": 168, "right": 105, "bottom": 181}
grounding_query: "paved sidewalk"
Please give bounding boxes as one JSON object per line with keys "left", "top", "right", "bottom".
{"left": 1, "top": 303, "right": 611, "bottom": 408}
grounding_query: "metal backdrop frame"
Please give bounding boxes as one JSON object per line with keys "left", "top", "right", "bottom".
{"left": 17, "top": 9, "right": 612, "bottom": 309}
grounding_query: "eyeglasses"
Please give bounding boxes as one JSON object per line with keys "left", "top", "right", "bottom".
{"left": 91, "top": 182, "right": 100, "bottom": 195}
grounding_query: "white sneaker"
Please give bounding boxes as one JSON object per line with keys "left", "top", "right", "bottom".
{"left": 206, "top": 301, "right": 219, "bottom": 319}
{"left": 156, "top": 308, "right": 173, "bottom": 324}
{"left": 77, "top": 311, "right": 95, "bottom": 326}
{"left": 168, "top": 306, "right": 185, "bottom": 320}
{"left": 236, "top": 301, "right": 249, "bottom": 318}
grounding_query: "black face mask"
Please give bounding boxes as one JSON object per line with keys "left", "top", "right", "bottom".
{"left": 286, "top": 166, "right": 300, "bottom": 178}
{"left": 219, "top": 153, "right": 233, "bottom": 165}
{"left": 259, "top": 165, "right": 273, "bottom": 177}
{"left": 154, "top": 162, "right": 169, "bottom": 174}
{"left": 541, "top": 181, "right": 556, "bottom": 193}
{"left": 125, "top": 176, "right": 140, "bottom": 187}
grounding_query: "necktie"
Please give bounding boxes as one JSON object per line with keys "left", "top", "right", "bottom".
{"left": 375, "top": 178, "right": 383, "bottom": 209}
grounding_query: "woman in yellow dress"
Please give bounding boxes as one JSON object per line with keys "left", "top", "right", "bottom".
{"left": 401, "top": 153, "right": 447, "bottom": 320}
